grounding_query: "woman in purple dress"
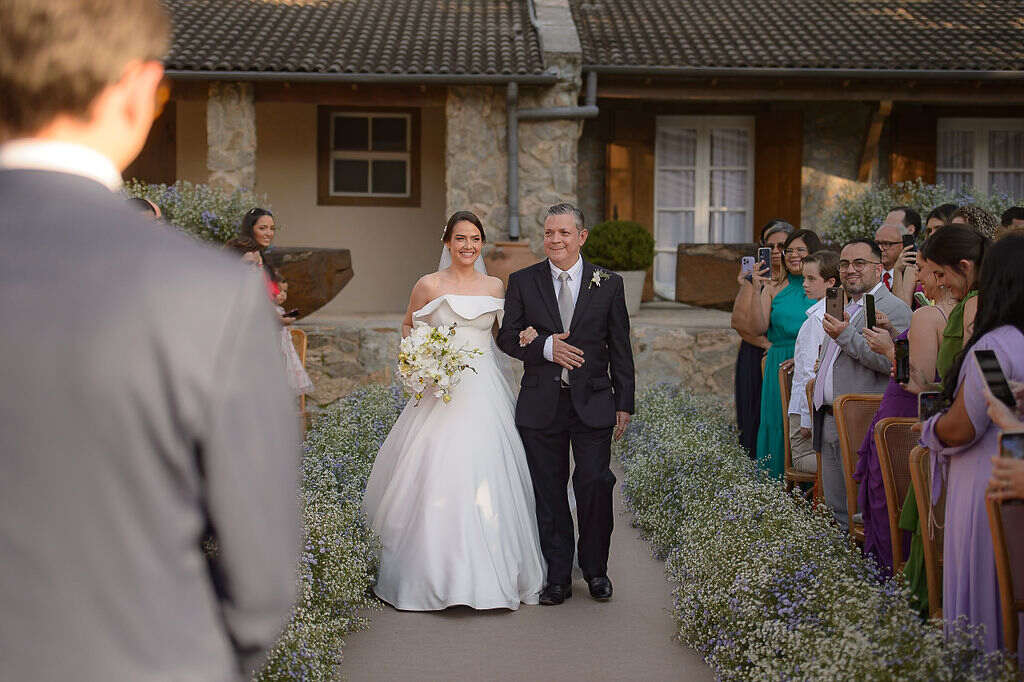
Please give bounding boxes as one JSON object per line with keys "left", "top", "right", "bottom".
{"left": 857, "top": 252, "right": 956, "bottom": 575}
{"left": 919, "top": 233, "right": 1024, "bottom": 658}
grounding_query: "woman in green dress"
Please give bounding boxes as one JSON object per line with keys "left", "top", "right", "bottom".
{"left": 896, "top": 224, "right": 987, "bottom": 617}
{"left": 749, "top": 229, "right": 822, "bottom": 479}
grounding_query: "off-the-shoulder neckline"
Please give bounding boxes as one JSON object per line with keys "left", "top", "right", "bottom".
{"left": 412, "top": 293, "right": 505, "bottom": 317}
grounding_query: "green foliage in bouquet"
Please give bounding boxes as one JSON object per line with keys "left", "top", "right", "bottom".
{"left": 617, "top": 384, "right": 1015, "bottom": 681}
{"left": 123, "top": 179, "right": 268, "bottom": 243}
{"left": 581, "top": 220, "right": 655, "bottom": 271}
{"left": 824, "top": 178, "right": 1019, "bottom": 245}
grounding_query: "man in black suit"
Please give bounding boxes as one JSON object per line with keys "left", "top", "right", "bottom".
{"left": 498, "top": 203, "right": 635, "bottom": 605}
{"left": 0, "top": 1, "right": 299, "bottom": 679}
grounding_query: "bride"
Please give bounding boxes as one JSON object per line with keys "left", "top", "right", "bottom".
{"left": 363, "top": 211, "right": 545, "bottom": 611}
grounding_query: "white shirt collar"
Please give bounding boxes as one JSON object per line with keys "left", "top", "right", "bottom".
{"left": 549, "top": 255, "right": 584, "bottom": 281}
{"left": 806, "top": 298, "right": 826, "bottom": 320}
{"left": 0, "top": 139, "right": 122, "bottom": 191}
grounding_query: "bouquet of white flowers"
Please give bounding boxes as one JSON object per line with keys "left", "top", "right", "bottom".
{"left": 397, "top": 323, "right": 483, "bottom": 405}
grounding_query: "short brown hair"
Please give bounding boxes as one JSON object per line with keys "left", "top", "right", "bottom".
{"left": 802, "top": 250, "right": 839, "bottom": 284}
{"left": 0, "top": 0, "right": 170, "bottom": 137}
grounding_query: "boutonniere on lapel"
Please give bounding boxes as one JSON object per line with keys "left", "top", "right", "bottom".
{"left": 588, "top": 269, "right": 610, "bottom": 290}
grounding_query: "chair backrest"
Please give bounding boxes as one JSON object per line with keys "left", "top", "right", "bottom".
{"left": 834, "top": 394, "right": 884, "bottom": 523}
{"left": 779, "top": 365, "right": 794, "bottom": 470}
{"left": 873, "top": 417, "right": 918, "bottom": 572}
{"left": 289, "top": 328, "right": 308, "bottom": 414}
{"left": 987, "top": 496, "right": 1024, "bottom": 657}
{"left": 909, "top": 446, "right": 945, "bottom": 619}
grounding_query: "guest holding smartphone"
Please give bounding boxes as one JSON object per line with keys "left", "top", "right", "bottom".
{"left": 731, "top": 220, "right": 793, "bottom": 458}
{"left": 918, "top": 233, "right": 1024, "bottom": 660}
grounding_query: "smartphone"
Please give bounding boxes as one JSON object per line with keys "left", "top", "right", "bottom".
{"left": 1000, "top": 431, "right": 1024, "bottom": 460}
{"left": 973, "top": 349, "right": 1016, "bottom": 407}
{"left": 756, "top": 247, "right": 772, "bottom": 275}
{"left": 894, "top": 338, "right": 910, "bottom": 384}
{"left": 864, "top": 293, "right": 876, "bottom": 330}
{"left": 740, "top": 256, "right": 754, "bottom": 281}
{"left": 918, "top": 391, "right": 945, "bottom": 421}
{"left": 825, "top": 286, "right": 844, "bottom": 321}
{"left": 913, "top": 291, "right": 932, "bottom": 307}
{"left": 902, "top": 233, "right": 917, "bottom": 251}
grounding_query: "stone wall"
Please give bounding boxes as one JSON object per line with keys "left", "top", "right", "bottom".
{"left": 207, "top": 82, "right": 256, "bottom": 192}
{"left": 800, "top": 102, "right": 873, "bottom": 234}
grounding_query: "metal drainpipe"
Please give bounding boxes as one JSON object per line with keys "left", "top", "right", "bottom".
{"left": 506, "top": 71, "right": 599, "bottom": 240}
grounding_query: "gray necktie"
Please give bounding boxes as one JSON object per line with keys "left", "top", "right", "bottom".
{"left": 557, "top": 271, "right": 574, "bottom": 385}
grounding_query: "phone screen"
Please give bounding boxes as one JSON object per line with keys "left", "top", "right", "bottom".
{"left": 974, "top": 350, "right": 1016, "bottom": 407}
{"left": 825, "top": 287, "right": 843, "bottom": 321}
{"left": 894, "top": 338, "right": 910, "bottom": 384}
{"left": 918, "top": 391, "right": 945, "bottom": 421}
{"left": 864, "top": 293, "right": 876, "bottom": 330}
{"left": 1001, "top": 432, "right": 1024, "bottom": 460}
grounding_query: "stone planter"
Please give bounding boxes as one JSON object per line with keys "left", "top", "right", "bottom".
{"left": 483, "top": 241, "right": 540, "bottom": 287}
{"left": 616, "top": 270, "right": 646, "bottom": 316}
{"left": 675, "top": 243, "right": 757, "bottom": 311}
{"left": 263, "top": 247, "right": 354, "bottom": 319}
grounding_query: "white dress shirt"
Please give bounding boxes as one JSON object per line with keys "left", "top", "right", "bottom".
{"left": 542, "top": 256, "right": 584, "bottom": 362}
{"left": 788, "top": 298, "right": 826, "bottom": 427}
{"left": 0, "top": 139, "right": 122, "bottom": 191}
{"left": 818, "top": 280, "right": 887, "bottom": 405}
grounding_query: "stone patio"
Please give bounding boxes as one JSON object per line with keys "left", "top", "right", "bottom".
{"left": 297, "top": 301, "right": 738, "bottom": 415}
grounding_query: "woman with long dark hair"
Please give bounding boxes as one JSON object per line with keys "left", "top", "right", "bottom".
{"left": 918, "top": 233, "right": 1024, "bottom": 659}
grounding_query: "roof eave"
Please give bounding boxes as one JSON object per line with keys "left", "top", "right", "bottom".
{"left": 584, "top": 64, "right": 1024, "bottom": 81}
{"left": 164, "top": 69, "right": 560, "bottom": 85}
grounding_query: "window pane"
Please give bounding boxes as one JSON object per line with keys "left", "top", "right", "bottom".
{"left": 710, "top": 211, "right": 747, "bottom": 243}
{"left": 371, "top": 160, "right": 407, "bottom": 194}
{"left": 989, "top": 131, "right": 1024, "bottom": 169}
{"left": 332, "top": 159, "right": 368, "bottom": 193}
{"left": 937, "top": 130, "right": 973, "bottom": 169}
{"left": 710, "top": 170, "right": 747, "bottom": 207}
{"left": 936, "top": 171, "right": 973, "bottom": 193}
{"left": 711, "top": 129, "right": 749, "bottom": 166}
{"left": 372, "top": 117, "right": 408, "bottom": 152}
{"left": 656, "top": 170, "right": 695, "bottom": 208}
{"left": 333, "top": 116, "right": 368, "bottom": 151}
{"left": 656, "top": 210, "right": 695, "bottom": 247}
{"left": 655, "top": 253, "right": 676, "bottom": 288}
{"left": 989, "top": 172, "right": 1024, "bottom": 198}
{"left": 657, "top": 128, "right": 697, "bottom": 166}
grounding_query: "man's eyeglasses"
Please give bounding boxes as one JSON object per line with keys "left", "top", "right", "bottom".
{"left": 876, "top": 240, "right": 903, "bottom": 249}
{"left": 838, "top": 259, "right": 881, "bottom": 271}
{"left": 784, "top": 247, "right": 809, "bottom": 256}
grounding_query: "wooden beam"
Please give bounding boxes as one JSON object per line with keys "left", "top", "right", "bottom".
{"left": 596, "top": 83, "right": 1024, "bottom": 104}
{"left": 857, "top": 100, "right": 893, "bottom": 183}
{"left": 254, "top": 82, "right": 446, "bottom": 106}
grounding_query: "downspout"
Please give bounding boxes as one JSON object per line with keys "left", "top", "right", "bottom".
{"left": 506, "top": 70, "right": 599, "bottom": 240}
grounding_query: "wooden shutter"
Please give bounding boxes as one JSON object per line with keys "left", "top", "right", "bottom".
{"left": 605, "top": 141, "right": 655, "bottom": 300}
{"left": 889, "top": 107, "right": 937, "bottom": 184}
{"left": 124, "top": 102, "right": 177, "bottom": 185}
{"left": 754, "top": 110, "right": 802, "bottom": 236}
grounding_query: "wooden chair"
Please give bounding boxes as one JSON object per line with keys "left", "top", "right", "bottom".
{"left": 290, "top": 327, "right": 308, "bottom": 417}
{"left": 909, "top": 446, "right": 945, "bottom": 619}
{"left": 834, "top": 393, "right": 883, "bottom": 544}
{"left": 987, "top": 495, "right": 1024, "bottom": 661}
{"left": 780, "top": 365, "right": 815, "bottom": 491}
{"left": 807, "top": 379, "right": 823, "bottom": 502}
{"left": 873, "top": 417, "right": 918, "bottom": 572}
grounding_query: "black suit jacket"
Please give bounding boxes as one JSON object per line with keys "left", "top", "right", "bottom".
{"left": 498, "top": 258, "right": 635, "bottom": 430}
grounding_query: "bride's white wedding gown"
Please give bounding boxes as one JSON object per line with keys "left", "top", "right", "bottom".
{"left": 363, "top": 294, "right": 545, "bottom": 610}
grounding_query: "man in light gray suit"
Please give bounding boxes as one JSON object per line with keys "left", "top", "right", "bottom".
{"left": 0, "top": 1, "right": 300, "bottom": 680}
{"left": 812, "top": 238, "right": 912, "bottom": 531}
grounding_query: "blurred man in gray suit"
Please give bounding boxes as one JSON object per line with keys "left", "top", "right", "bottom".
{"left": 0, "top": 1, "right": 300, "bottom": 680}
{"left": 812, "top": 238, "right": 912, "bottom": 531}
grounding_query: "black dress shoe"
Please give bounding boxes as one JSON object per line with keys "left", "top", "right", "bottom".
{"left": 539, "top": 583, "right": 572, "bottom": 605}
{"left": 587, "top": 576, "right": 613, "bottom": 601}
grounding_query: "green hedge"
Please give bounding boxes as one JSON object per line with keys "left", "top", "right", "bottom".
{"left": 582, "top": 220, "right": 655, "bottom": 271}
{"left": 617, "top": 384, "right": 1014, "bottom": 680}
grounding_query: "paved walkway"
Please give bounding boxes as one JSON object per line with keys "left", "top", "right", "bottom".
{"left": 339, "top": 461, "right": 713, "bottom": 681}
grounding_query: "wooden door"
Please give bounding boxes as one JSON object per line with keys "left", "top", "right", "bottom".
{"left": 605, "top": 141, "right": 655, "bottom": 300}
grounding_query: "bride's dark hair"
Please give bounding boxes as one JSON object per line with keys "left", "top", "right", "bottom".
{"left": 442, "top": 211, "right": 485, "bottom": 243}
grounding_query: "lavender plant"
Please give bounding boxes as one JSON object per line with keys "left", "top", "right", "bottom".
{"left": 123, "top": 179, "right": 268, "bottom": 243}
{"left": 255, "top": 385, "right": 405, "bottom": 681}
{"left": 824, "top": 179, "right": 1019, "bottom": 245}
{"left": 618, "top": 384, "right": 1015, "bottom": 680}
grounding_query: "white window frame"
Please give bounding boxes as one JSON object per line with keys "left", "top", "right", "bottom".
{"left": 653, "top": 115, "right": 755, "bottom": 299}
{"left": 328, "top": 112, "right": 412, "bottom": 198}
{"left": 937, "top": 118, "right": 1024, "bottom": 194}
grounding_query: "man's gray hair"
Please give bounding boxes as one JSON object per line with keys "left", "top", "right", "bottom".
{"left": 546, "top": 203, "right": 585, "bottom": 232}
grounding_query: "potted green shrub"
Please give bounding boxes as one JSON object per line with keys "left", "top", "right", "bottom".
{"left": 581, "top": 220, "right": 655, "bottom": 315}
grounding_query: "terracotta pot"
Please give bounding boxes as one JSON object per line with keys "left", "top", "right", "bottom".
{"left": 615, "top": 270, "right": 646, "bottom": 315}
{"left": 263, "top": 247, "right": 354, "bottom": 319}
{"left": 483, "top": 241, "right": 540, "bottom": 287}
